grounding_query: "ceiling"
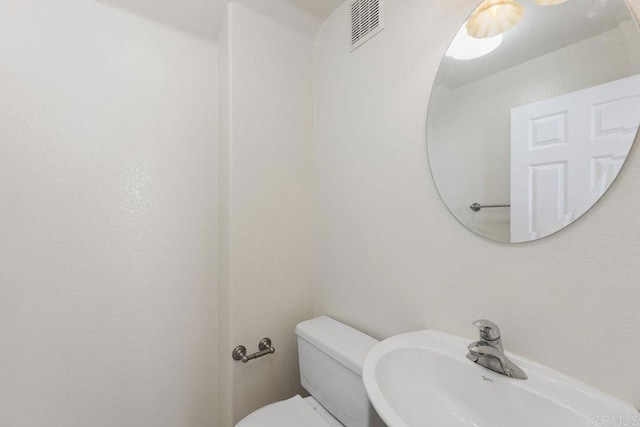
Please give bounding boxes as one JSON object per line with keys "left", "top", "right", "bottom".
{"left": 278, "top": 0, "right": 346, "bottom": 21}
{"left": 94, "top": 0, "right": 346, "bottom": 40}
{"left": 438, "top": 0, "right": 636, "bottom": 89}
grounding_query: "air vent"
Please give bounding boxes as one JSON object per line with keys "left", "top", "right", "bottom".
{"left": 350, "top": 0, "right": 384, "bottom": 52}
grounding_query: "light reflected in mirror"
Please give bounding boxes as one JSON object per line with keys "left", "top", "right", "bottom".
{"left": 427, "top": 0, "right": 640, "bottom": 243}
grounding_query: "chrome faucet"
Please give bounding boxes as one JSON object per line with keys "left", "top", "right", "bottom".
{"left": 466, "top": 320, "right": 527, "bottom": 380}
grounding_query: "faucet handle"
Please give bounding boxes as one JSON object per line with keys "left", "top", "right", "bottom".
{"left": 473, "top": 319, "right": 501, "bottom": 341}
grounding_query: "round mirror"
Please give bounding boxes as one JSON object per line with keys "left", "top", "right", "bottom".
{"left": 427, "top": 0, "right": 640, "bottom": 243}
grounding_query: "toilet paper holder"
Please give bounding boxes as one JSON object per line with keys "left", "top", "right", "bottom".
{"left": 232, "top": 338, "right": 276, "bottom": 363}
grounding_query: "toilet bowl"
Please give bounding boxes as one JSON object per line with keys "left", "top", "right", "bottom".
{"left": 236, "top": 395, "right": 343, "bottom": 427}
{"left": 236, "top": 317, "right": 384, "bottom": 427}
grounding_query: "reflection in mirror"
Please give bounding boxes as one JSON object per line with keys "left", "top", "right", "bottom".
{"left": 427, "top": 0, "right": 640, "bottom": 243}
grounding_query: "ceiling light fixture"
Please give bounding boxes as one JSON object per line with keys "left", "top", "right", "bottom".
{"left": 466, "top": 0, "right": 524, "bottom": 39}
{"left": 446, "top": 25, "right": 503, "bottom": 60}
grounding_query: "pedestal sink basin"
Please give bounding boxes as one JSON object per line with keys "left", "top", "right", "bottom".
{"left": 363, "top": 330, "right": 638, "bottom": 427}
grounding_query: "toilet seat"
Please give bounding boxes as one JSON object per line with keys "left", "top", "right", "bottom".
{"left": 236, "top": 395, "right": 343, "bottom": 427}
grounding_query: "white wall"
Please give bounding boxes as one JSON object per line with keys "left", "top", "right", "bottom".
{"left": 0, "top": 1, "right": 219, "bottom": 426}
{"left": 314, "top": 0, "right": 640, "bottom": 408}
{"left": 218, "top": 2, "right": 315, "bottom": 424}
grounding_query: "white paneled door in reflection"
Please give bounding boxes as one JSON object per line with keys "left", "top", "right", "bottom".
{"left": 511, "top": 74, "right": 640, "bottom": 243}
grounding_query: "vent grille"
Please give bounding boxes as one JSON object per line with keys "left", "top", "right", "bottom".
{"left": 350, "top": 0, "right": 383, "bottom": 51}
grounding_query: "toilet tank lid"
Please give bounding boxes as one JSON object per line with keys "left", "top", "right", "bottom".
{"left": 295, "top": 317, "right": 379, "bottom": 376}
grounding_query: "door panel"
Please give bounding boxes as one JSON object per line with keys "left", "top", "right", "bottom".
{"left": 511, "top": 74, "right": 640, "bottom": 243}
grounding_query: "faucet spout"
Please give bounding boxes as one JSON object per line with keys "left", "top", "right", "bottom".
{"left": 467, "top": 343, "right": 515, "bottom": 377}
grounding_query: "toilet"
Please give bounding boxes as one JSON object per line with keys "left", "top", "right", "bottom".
{"left": 236, "top": 316, "right": 385, "bottom": 427}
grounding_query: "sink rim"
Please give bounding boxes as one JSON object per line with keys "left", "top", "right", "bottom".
{"left": 363, "top": 329, "right": 638, "bottom": 427}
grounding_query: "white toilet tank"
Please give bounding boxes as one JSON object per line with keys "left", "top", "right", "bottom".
{"left": 295, "top": 317, "right": 384, "bottom": 427}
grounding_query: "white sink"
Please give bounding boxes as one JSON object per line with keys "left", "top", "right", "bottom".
{"left": 363, "top": 330, "right": 638, "bottom": 427}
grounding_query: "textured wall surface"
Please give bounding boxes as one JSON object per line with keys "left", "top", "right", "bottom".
{"left": 0, "top": 1, "right": 219, "bottom": 425}
{"left": 218, "top": 2, "right": 315, "bottom": 424}
{"left": 314, "top": 0, "right": 640, "bottom": 408}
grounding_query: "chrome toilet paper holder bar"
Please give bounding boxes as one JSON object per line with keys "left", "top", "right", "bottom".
{"left": 232, "top": 338, "right": 275, "bottom": 363}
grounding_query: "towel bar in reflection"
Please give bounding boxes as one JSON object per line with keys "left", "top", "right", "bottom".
{"left": 470, "top": 203, "right": 511, "bottom": 212}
